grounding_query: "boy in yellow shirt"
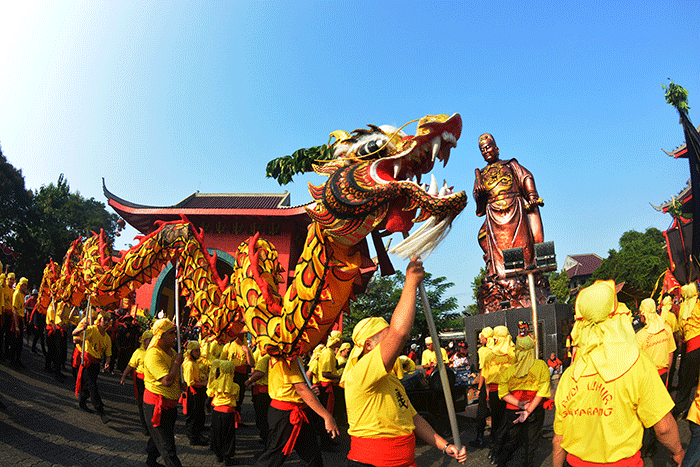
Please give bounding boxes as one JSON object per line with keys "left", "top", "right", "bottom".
{"left": 208, "top": 359, "right": 241, "bottom": 465}
{"left": 182, "top": 340, "right": 209, "bottom": 445}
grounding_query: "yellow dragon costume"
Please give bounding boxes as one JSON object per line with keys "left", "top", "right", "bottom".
{"left": 36, "top": 113, "right": 467, "bottom": 359}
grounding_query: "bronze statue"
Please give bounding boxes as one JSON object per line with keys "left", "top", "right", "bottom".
{"left": 473, "top": 133, "right": 549, "bottom": 313}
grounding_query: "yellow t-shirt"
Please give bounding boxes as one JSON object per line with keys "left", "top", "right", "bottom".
{"left": 477, "top": 345, "right": 493, "bottom": 370}
{"left": 254, "top": 354, "right": 270, "bottom": 386}
{"left": 636, "top": 325, "right": 676, "bottom": 371}
{"left": 498, "top": 360, "right": 551, "bottom": 400}
{"left": 345, "top": 342, "right": 418, "bottom": 438}
{"left": 84, "top": 325, "right": 112, "bottom": 361}
{"left": 421, "top": 347, "right": 448, "bottom": 367}
{"left": 182, "top": 357, "right": 207, "bottom": 387}
{"left": 144, "top": 346, "right": 181, "bottom": 401}
{"left": 3, "top": 285, "right": 13, "bottom": 312}
{"left": 12, "top": 288, "right": 25, "bottom": 317}
{"left": 211, "top": 382, "right": 240, "bottom": 408}
{"left": 482, "top": 351, "right": 515, "bottom": 385}
{"left": 268, "top": 357, "right": 305, "bottom": 403}
{"left": 666, "top": 311, "right": 679, "bottom": 334}
{"left": 308, "top": 357, "right": 320, "bottom": 384}
{"left": 128, "top": 347, "right": 147, "bottom": 374}
{"left": 554, "top": 352, "right": 674, "bottom": 463}
{"left": 683, "top": 303, "right": 700, "bottom": 341}
{"left": 221, "top": 340, "right": 245, "bottom": 363}
{"left": 318, "top": 346, "right": 338, "bottom": 383}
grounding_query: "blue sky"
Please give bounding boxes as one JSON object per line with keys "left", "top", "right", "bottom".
{"left": 1, "top": 1, "right": 698, "bottom": 310}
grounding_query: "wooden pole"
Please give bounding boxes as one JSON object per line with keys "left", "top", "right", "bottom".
{"left": 174, "top": 260, "right": 181, "bottom": 352}
{"left": 81, "top": 295, "right": 92, "bottom": 366}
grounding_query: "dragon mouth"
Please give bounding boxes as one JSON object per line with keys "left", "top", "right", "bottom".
{"left": 370, "top": 113, "right": 462, "bottom": 196}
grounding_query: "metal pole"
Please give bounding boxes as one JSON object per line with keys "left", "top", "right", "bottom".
{"left": 418, "top": 284, "right": 462, "bottom": 450}
{"left": 298, "top": 356, "right": 314, "bottom": 388}
{"left": 527, "top": 272, "right": 540, "bottom": 359}
{"left": 174, "top": 260, "right": 181, "bottom": 352}
{"left": 81, "top": 295, "right": 92, "bottom": 366}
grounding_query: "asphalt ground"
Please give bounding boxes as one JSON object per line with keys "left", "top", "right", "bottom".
{"left": 0, "top": 340, "right": 692, "bottom": 466}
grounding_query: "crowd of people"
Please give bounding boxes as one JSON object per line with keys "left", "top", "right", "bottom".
{"left": 7, "top": 256, "right": 700, "bottom": 466}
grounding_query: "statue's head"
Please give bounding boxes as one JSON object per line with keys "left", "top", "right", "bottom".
{"left": 478, "top": 133, "right": 499, "bottom": 164}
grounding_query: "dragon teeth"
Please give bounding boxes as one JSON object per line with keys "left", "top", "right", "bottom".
{"left": 393, "top": 160, "right": 402, "bottom": 179}
{"left": 428, "top": 174, "right": 439, "bottom": 196}
{"left": 431, "top": 136, "right": 441, "bottom": 163}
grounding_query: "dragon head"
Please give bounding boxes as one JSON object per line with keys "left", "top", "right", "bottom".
{"left": 308, "top": 114, "right": 467, "bottom": 251}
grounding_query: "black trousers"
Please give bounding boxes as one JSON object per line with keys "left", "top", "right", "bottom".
{"left": 488, "top": 390, "right": 507, "bottom": 451}
{"left": 185, "top": 386, "right": 207, "bottom": 441}
{"left": 9, "top": 320, "right": 24, "bottom": 363}
{"left": 475, "top": 383, "right": 489, "bottom": 440}
{"left": 144, "top": 403, "right": 182, "bottom": 467}
{"left": 496, "top": 405, "right": 545, "bottom": 467}
{"left": 253, "top": 390, "right": 271, "bottom": 442}
{"left": 79, "top": 362, "right": 104, "bottom": 412}
{"left": 234, "top": 370, "right": 247, "bottom": 408}
{"left": 32, "top": 313, "right": 46, "bottom": 352}
{"left": 211, "top": 410, "right": 237, "bottom": 461}
{"left": 134, "top": 377, "right": 148, "bottom": 436}
{"left": 674, "top": 346, "right": 700, "bottom": 417}
{"left": 1, "top": 314, "right": 11, "bottom": 357}
{"left": 253, "top": 405, "right": 323, "bottom": 467}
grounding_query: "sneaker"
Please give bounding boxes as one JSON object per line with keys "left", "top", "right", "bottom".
{"left": 79, "top": 402, "right": 94, "bottom": 414}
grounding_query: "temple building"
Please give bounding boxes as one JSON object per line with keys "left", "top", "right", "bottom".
{"left": 103, "top": 180, "right": 376, "bottom": 319}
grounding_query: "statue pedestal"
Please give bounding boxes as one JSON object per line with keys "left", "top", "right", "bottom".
{"left": 477, "top": 273, "right": 550, "bottom": 314}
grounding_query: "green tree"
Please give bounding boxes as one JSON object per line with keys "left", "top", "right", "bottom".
{"left": 0, "top": 145, "right": 33, "bottom": 269}
{"left": 586, "top": 228, "right": 669, "bottom": 305}
{"left": 548, "top": 269, "right": 570, "bottom": 304}
{"left": 22, "top": 174, "right": 119, "bottom": 286}
{"left": 345, "top": 270, "right": 459, "bottom": 342}
{"left": 464, "top": 267, "right": 486, "bottom": 316}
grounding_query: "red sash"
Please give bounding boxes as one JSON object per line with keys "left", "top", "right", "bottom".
{"left": 319, "top": 381, "right": 335, "bottom": 413}
{"left": 72, "top": 346, "right": 81, "bottom": 369}
{"left": 567, "top": 451, "right": 642, "bottom": 467}
{"left": 658, "top": 367, "right": 668, "bottom": 376}
{"left": 488, "top": 384, "right": 499, "bottom": 392}
{"left": 213, "top": 406, "right": 241, "bottom": 427}
{"left": 235, "top": 365, "right": 247, "bottom": 374}
{"left": 143, "top": 388, "right": 178, "bottom": 427}
{"left": 270, "top": 399, "right": 309, "bottom": 455}
{"left": 348, "top": 433, "right": 417, "bottom": 467}
{"left": 686, "top": 335, "right": 700, "bottom": 353}
{"left": 506, "top": 389, "right": 538, "bottom": 410}
{"left": 252, "top": 384, "right": 268, "bottom": 395}
{"left": 179, "top": 386, "right": 198, "bottom": 415}
{"left": 74, "top": 353, "right": 101, "bottom": 398}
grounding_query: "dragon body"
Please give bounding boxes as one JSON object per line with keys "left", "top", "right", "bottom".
{"left": 36, "top": 113, "right": 466, "bottom": 359}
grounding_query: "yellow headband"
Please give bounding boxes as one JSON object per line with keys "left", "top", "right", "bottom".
{"left": 340, "top": 317, "right": 389, "bottom": 388}
{"left": 148, "top": 319, "right": 175, "bottom": 349}
{"left": 327, "top": 330, "right": 342, "bottom": 348}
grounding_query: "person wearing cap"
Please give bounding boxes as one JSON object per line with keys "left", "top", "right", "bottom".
{"left": 482, "top": 325, "right": 516, "bottom": 459}
{"left": 336, "top": 342, "right": 351, "bottom": 374}
{"left": 121, "top": 330, "right": 153, "bottom": 436}
{"left": 334, "top": 341, "right": 351, "bottom": 427}
{"left": 421, "top": 335, "right": 448, "bottom": 375}
{"left": 494, "top": 335, "right": 550, "bottom": 467}
{"left": 253, "top": 350, "right": 339, "bottom": 467}
{"left": 182, "top": 340, "right": 209, "bottom": 445}
{"left": 72, "top": 311, "right": 112, "bottom": 416}
{"left": 552, "top": 280, "right": 684, "bottom": 467}
{"left": 675, "top": 283, "right": 700, "bottom": 418}
{"left": 142, "top": 318, "right": 184, "bottom": 467}
{"left": 470, "top": 326, "right": 494, "bottom": 448}
{"left": 9, "top": 276, "right": 28, "bottom": 369}
{"left": 246, "top": 345, "right": 271, "bottom": 444}
{"left": 208, "top": 359, "right": 242, "bottom": 465}
{"left": 341, "top": 256, "right": 467, "bottom": 466}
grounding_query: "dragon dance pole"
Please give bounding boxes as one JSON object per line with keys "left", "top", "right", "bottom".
{"left": 81, "top": 295, "right": 92, "bottom": 366}
{"left": 174, "top": 260, "right": 181, "bottom": 352}
{"left": 402, "top": 233, "right": 462, "bottom": 451}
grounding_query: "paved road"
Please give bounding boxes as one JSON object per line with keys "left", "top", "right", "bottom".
{"left": 0, "top": 342, "right": 690, "bottom": 466}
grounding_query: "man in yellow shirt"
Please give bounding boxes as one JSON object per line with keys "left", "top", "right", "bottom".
{"left": 470, "top": 326, "right": 494, "bottom": 448}
{"left": 2, "top": 272, "right": 14, "bottom": 361}
{"left": 253, "top": 353, "right": 338, "bottom": 467}
{"left": 72, "top": 311, "right": 112, "bottom": 417}
{"left": 142, "top": 318, "right": 183, "bottom": 467}
{"left": 10, "top": 276, "right": 28, "bottom": 369}
{"left": 483, "top": 325, "right": 515, "bottom": 460}
{"left": 636, "top": 298, "right": 676, "bottom": 384}
{"left": 421, "top": 336, "right": 448, "bottom": 375}
{"left": 552, "top": 280, "right": 684, "bottom": 467}
{"left": 495, "top": 335, "right": 550, "bottom": 467}
{"left": 317, "top": 330, "right": 342, "bottom": 449}
{"left": 341, "top": 256, "right": 467, "bottom": 466}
